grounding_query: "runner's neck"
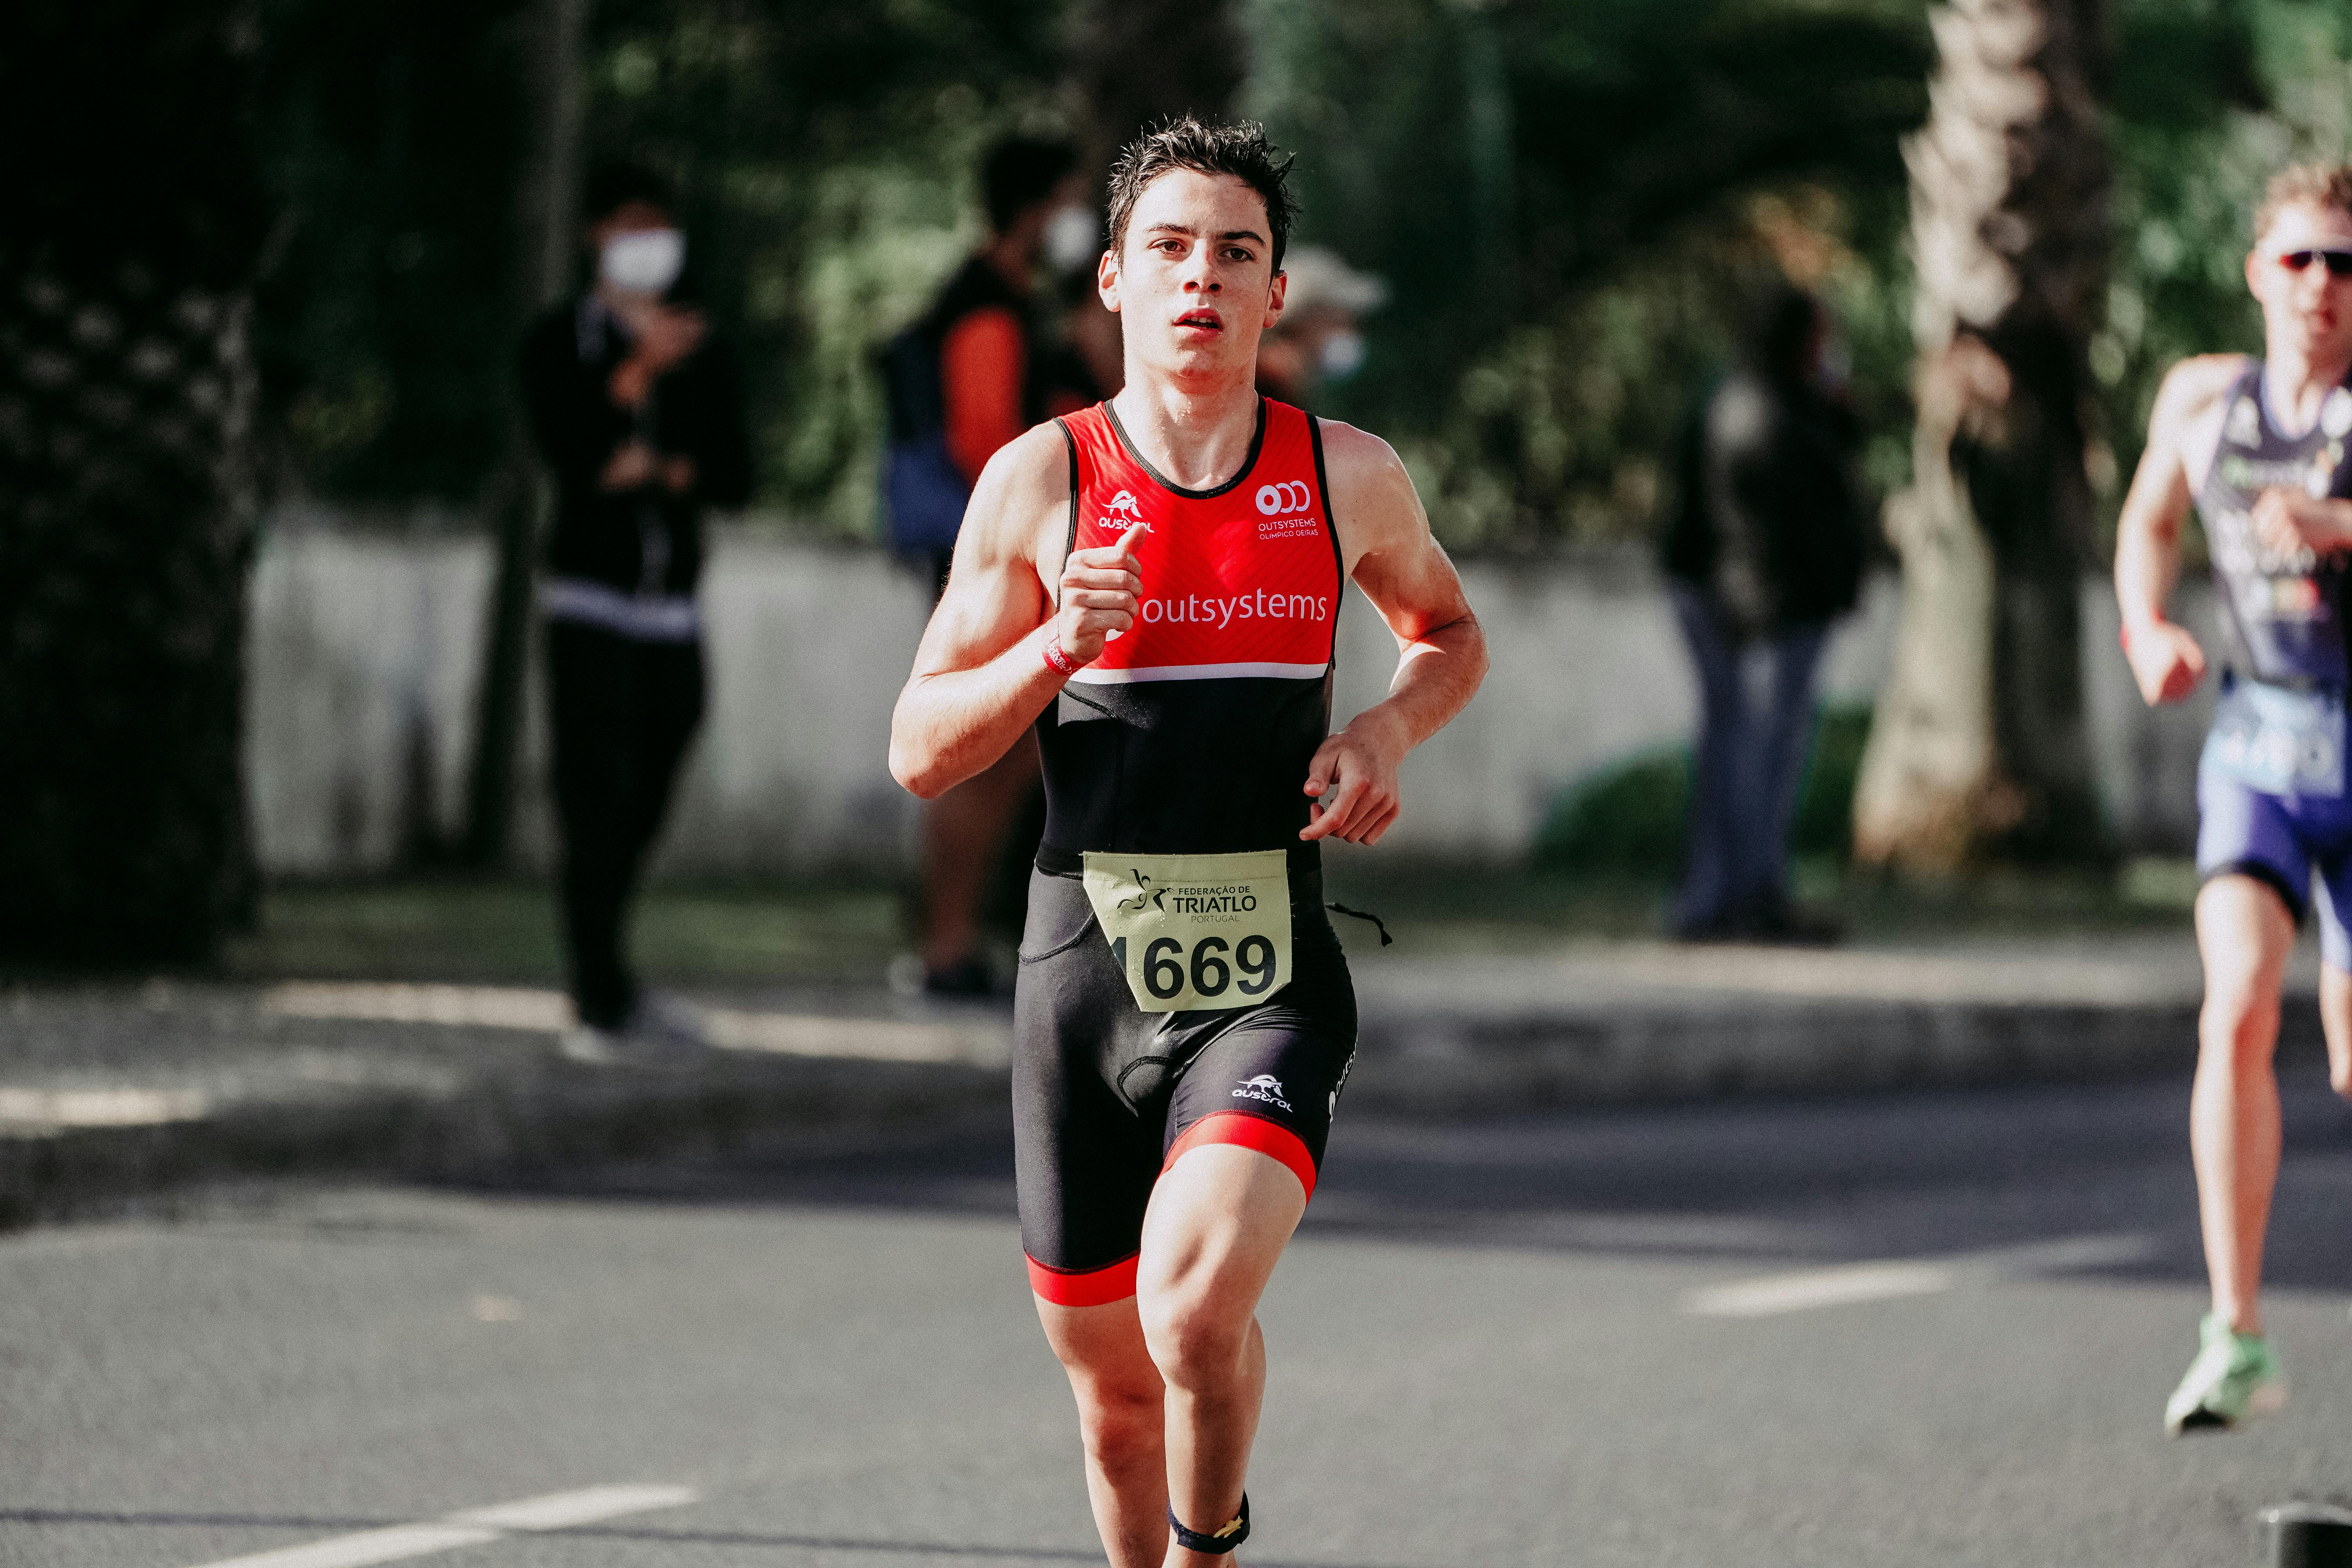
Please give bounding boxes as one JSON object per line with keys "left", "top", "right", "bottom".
{"left": 2259, "top": 344, "right": 2352, "bottom": 438}
{"left": 1108, "top": 378, "right": 1264, "bottom": 493}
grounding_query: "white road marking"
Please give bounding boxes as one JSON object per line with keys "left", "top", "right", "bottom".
{"left": 182, "top": 1483, "right": 697, "bottom": 1568}
{"left": 1684, "top": 1232, "right": 2158, "bottom": 1318}
{"left": 444, "top": 1484, "right": 699, "bottom": 1531}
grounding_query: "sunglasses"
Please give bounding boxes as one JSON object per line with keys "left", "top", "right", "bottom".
{"left": 2278, "top": 249, "right": 2352, "bottom": 276}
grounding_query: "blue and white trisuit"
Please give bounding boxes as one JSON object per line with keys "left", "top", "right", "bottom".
{"left": 2192, "top": 361, "right": 2352, "bottom": 967}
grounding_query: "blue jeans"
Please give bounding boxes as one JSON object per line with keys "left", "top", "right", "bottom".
{"left": 1670, "top": 584, "right": 1828, "bottom": 935}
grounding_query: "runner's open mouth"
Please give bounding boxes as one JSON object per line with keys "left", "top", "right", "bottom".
{"left": 1176, "top": 311, "right": 1223, "bottom": 330}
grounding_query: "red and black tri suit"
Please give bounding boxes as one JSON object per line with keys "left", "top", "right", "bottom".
{"left": 1014, "top": 396, "right": 1359, "bottom": 1305}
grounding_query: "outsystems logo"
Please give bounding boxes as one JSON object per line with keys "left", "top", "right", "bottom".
{"left": 1255, "top": 480, "right": 1311, "bottom": 516}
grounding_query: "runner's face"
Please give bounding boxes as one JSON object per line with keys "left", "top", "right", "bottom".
{"left": 2248, "top": 201, "right": 2352, "bottom": 366}
{"left": 1102, "top": 169, "right": 1288, "bottom": 385}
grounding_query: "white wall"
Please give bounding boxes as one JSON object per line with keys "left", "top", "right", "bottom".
{"left": 243, "top": 511, "right": 2203, "bottom": 879}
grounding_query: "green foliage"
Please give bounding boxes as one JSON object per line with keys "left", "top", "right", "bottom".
{"left": 1531, "top": 704, "right": 1874, "bottom": 877}
{"left": 241, "top": 0, "right": 2352, "bottom": 552}
{"left": 250, "top": 0, "right": 532, "bottom": 502}
{"left": 577, "top": 0, "right": 1069, "bottom": 533}
{"left": 1246, "top": 0, "right": 1928, "bottom": 550}
{"left": 247, "top": 0, "right": 1067, "bottom": 517}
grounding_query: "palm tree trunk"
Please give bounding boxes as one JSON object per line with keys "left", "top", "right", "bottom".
{"left": 1853, "top": 0, "right": 2111, "bottom": 871}
{"left": 0, "top": 3, "right": 264, "bottom": 962}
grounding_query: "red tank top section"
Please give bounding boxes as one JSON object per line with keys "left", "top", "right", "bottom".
{"left": 1059, "top": 399, "right": 1341, "bottom": 684}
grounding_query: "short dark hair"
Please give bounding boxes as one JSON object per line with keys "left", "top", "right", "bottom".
{"left": 1107, "top": 116, "right": 1299, "bottom": 272}
{"left": 982, "top": 137, "right": 1078, "bottom": 232}
{"left": 584, "top": 161, "right": 675, "bottom": 223}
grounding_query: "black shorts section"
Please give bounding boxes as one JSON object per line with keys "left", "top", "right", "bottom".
{"left": 1011, "top": 865, "right": 1357, "bottom": 1278}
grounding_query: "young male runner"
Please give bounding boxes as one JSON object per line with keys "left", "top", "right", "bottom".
{"left": 2115, "top": 163, "right": 2352, "bottom": 1433}
{"left": 889, "top": 118, "right": 1486, "bottom": 1561}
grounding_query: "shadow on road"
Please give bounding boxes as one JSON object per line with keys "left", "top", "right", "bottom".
{"left": 384, "top": 1064, "right": 2352, "bottom": 1297}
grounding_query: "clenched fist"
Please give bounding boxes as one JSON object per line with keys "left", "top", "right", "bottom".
{"left": 2124, "top": 618, "right": 2206, "bottom": 706}
{"left": 1053, "top": 522, "right": 1146, "bottom": 666}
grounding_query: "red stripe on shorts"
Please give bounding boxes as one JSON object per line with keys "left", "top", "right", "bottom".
{"left": 1161, "top": 1110, "right": 1318, "bottom": 1200}
{"left": 1026, "top": 1250, "right": 1140, "bottom": 1306}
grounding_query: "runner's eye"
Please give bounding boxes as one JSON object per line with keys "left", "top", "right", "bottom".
{"left": 2279, "top": 250, "right": 2352, "bottom": 276}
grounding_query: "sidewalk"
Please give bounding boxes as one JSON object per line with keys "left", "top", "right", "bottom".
{"left": 1, "top": 921, "right": 2312, "bottom": 1225}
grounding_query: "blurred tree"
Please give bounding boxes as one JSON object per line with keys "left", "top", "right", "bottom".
{"left": 1247, "top": 0, "right": 1931, "bottom": 550}
{"left": 0, "top": 1, "right": 269, "bottom": 961}
{"left": 250, "top": 0, "right": 532, "bottom": 503}
{"left": 1851, "top": 0, "right": 2112, "bottom": 872}
{"left": 1072, "top": 0, "right": 1247, "bottom": 176}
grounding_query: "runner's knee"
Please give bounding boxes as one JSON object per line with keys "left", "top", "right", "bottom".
{"left": 1137, "top": 1286, "right": 1252, "bottom": 1392}
{"left": 2199, "top": 982, "right": 2281, "bottom": 1068}
{"left": 1070, "top": 1372, "right": 1162, "bottom": 1463}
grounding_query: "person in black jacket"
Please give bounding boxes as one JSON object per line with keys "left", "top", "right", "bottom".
{"left": 1661, "top": 286, "right": 1866, "bottom": 941}
{"left": 518, "top": 162, "right": 750, "bottom": 1054}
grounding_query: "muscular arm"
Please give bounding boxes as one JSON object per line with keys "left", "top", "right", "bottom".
{"left": 1303, "top": 421, "right": 1489, "bottom": 844}
{"left": 889, "top": 425, "right": 1143, "bottom": 799}
{"left": 2115, "top": 355, "right": 2237, "bottom": 705}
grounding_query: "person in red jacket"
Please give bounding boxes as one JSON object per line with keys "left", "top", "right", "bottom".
{"left": 898, "top": 137, "right": 1100, "bottom": 993}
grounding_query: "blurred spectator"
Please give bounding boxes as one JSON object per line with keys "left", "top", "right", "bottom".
{"left": 1661, "top": 286, "right": 1866, "bottom": 942}
{"left": 519, "top": 162, "right": 749, "bottom": 1053}
{"left": 1255, "top": 245, "right": 1385, "bottom": 408}
{"left": 880, "top": 135, "right": 1099, "bottom": 995}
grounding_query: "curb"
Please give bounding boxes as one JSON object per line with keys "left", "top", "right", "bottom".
{"left": 1344, "top": 991, "right": 2336, "bottom": 1112}
{"left": 3, "top": 960, "right": 2316, "bottom": 1225}
{"left": 0, "top": 1050, "right": 1006, "bottom": 1229}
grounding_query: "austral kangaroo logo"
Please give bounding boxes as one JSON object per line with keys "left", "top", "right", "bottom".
{"left": 1233, "top": 1074, "right": 1292, "bottom": 1111}
{"left": 1107, "top": 491, "right": 1140, "bottom": 517}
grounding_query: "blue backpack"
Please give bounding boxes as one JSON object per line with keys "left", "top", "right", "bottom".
{"left": 877, "top": 322, "right": 971, "bottom": 558}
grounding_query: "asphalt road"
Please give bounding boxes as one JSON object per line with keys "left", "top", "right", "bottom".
{"left": 6, "top": 1068, "right": 2352, "bottom": 1568}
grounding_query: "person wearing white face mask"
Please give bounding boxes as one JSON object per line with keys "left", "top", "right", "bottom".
{"left": 1252, "top": 245, "right": 1383, "bottom": 409}
{"left": 518, "top": 162, "right": 749, "bottom": 1059}
{"left": 879, "top": 135, "right": 1104, "bottom": 996}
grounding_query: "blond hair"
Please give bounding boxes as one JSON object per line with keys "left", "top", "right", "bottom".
{"left": 2255, "top": 163, "right": 2352, "bottom": 241}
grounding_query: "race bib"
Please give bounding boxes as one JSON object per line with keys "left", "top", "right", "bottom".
{"left": 2204, "top": 678, "right": 2346, "bottom": 798}
{"left": 1080, "top": 851, "right": 1292, "bottom": 1013}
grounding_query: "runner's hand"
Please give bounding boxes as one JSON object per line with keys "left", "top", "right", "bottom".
{"left": 1300, "top": 714, "right": 1405, "bottom": 845}
{"left": 2250, "top": 488, "right": 2352, "bottom": 558}
{"left": 2123, "top": 618, "right": 2205, "bottom": 706}
{"left": 1054, "top": 523, "right": 1145, "bottom": 665}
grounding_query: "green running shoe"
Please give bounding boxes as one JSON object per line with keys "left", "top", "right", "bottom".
{"left": 2165, "top": 1313, "right": 2287, "bottom": 1434}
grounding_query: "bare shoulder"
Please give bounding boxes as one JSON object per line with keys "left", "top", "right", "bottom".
{"left": 963, "top": 421, "right": 1074, "bottom": 565}
{"left": 1315, "top": 416, "right": 1408, "bottom": 488}
{"left": 1315, "top": 417, "right": 1427, "bottom": 564}
{"left": 2153, "top": 354, "right": 2250, "bottom": 428}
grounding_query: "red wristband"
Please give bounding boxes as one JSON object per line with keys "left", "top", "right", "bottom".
{"left": 1042, "top": 632, "right": 1081, "bottom": 677}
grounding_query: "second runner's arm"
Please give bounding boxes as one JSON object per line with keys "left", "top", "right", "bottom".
{"left": 2114, "top": 357, "right": 2233, "bottom": 706}
{"left": 889, "top": 425, "right": 1144, "bottom": 799}
{"left": 1301, "top": 422, "right": 1490, "bottom": 845}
